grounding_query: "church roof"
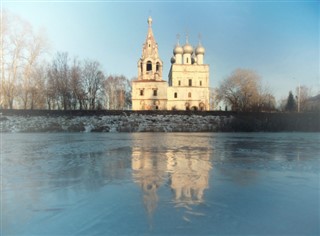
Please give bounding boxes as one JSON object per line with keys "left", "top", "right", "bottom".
{"left": 141, "top": 16, "right": 160, "bottom": 60}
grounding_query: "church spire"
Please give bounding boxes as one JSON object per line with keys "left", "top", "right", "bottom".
{"left": 138, "top": 16, "right": 163, "bottom": 81}
{"left": 145, "top": 16, "right": 155, "bottom": 43}
{"left": 142, "top": 16, "right": 158, "bottom": 59}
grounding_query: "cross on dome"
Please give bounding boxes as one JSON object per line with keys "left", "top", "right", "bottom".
{"left": 176, "top": 33, "right": 180, "bottom": 45}
{"left": 198, "top": 33, "right": 202, "bottom": 45}
{"left": 185, "top": 32, "right": 189, "bottom": 44}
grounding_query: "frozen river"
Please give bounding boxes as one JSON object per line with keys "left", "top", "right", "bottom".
{"left": 1, "top": 133, "right": 319, "bottom": 235}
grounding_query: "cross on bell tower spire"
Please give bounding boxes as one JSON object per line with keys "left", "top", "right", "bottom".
{"left": 147, "top": 16, "right": 152, "bottom": 27}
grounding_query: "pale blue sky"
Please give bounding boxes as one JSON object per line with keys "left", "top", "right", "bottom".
{"left": 3, "top": 1, "right": 319, "bottom": 101}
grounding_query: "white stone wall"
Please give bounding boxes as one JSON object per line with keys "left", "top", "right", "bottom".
{"left": 167, "top": 87, "right": 209, "bottom": 110}
{"left": 132, "top": 81, "right": 167, "bottom": 110}
{"left": 167, "top": 64, "right": 210, "bottom": 110}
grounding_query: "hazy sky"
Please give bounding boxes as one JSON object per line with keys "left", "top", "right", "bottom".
{"left": 3, "top": 1, "right": 319, "bottom": 100}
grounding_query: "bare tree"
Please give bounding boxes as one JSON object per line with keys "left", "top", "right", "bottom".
{"left": 104, "top": 76, "right": 116, "bottom": 110}
{"left": 125, "top": 77, "right": 132, "bottom": 109}
{"left": 19, "top": 29, "right": 48, "bottom": 109}
{"left": 258, "top": 93, "right": 276, "bottom": 112}
{"left": 81, "top": 60, "right": 104, "bottom": 110}
{"left": 104, "top": 75, "right": 131, "bottom": 110}
{"left": 1, "top": 11, "right": 27, "bottom": 108}
{"left": 252, "top": 83, "right": 276, "bottom": 112}
{"left": 278, "top": 97, "right": 287, "bottom": 112}
{"left": 29, "top": 64, "right": 47, "bottom": 109}
{"left": 46, "top": 52, "right": 71, "bottom": 110}
{"left": 1, "top": 10, "right": 47, "bottom": 109}
{"left": 209, "top": 88, "right": 219, "bottom": 110}
{"left": 216, "top": 68, "right": 275, "bottom": 112}
{"left": 70, "top": 58, "right": 85, "bottom": 110}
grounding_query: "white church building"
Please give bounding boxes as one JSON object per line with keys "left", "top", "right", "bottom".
{"left": 132, "top": 17, "right": 210, "bottom": 111}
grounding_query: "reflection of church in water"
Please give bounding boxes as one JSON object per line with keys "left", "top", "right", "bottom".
{"left": 131, "top": 140, "right": 212, "bottom": 218}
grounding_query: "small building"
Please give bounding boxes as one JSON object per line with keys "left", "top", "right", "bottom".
{"left": 132, "top": 17, "right": 210, "bottom": 111}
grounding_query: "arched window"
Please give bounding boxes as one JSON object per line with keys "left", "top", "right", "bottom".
{"left": 188, "top": 92, "right": 191, "bottom": 98}
{"left": 156, "top": 62, "right": 160, "bottom": 71}
{"left": 147, "top": 61, "right": 152, "bottom": 71}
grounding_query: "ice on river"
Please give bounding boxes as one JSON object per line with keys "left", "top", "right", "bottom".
{"left": 1, "top": 133, "right": 319, "bottom": 235}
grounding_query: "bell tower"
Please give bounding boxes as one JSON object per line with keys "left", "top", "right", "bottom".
{"left": 137, "top": 16, "right": 163, "bottom": 81}
{"left": 132, "top": 17, "right": 167, "bottom": 110}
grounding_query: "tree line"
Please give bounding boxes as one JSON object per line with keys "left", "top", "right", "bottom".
{"left": 44, "top": 52, "right": 131, "bottom": 110}
{"left": 213, "top": 68, "right": 316, "bottom": 112}
{"left": 214, "top": 68, "right": 276, "bottom": 112}
{"left": 1, "top": 10, "right": 132, "bottom": 110}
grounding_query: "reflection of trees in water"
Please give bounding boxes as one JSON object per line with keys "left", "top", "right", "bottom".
{"left": 49, "top": 147, "right": 132, "bottom": 191}
{"left": 216, "top": 135, "right": 311, "bottom": 175}
{"left": 213, "top": 134, "right": 319, "bottom": 185}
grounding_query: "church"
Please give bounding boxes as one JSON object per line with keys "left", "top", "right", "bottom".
{"left": 132, "top": 17, "right": 210, "bottom": 111}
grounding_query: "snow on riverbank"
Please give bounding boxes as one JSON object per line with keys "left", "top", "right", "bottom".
{"left": 0, "top": 114, "right": 230, "bottom": 132}
{"left": 2, "top": 110, "right": 319, "bottom": 132}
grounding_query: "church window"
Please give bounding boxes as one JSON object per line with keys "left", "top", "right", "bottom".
{"left": 174, "top": 92, "right": 177, "bottom": 98}
{"left": 189, "top": 79, "right": 192, "bottom": 86}
{"left": 147, "top": 61, "right": 152, "bottom": 71}
{"left": 178, "top": 80, "right": 181, "bottom": 86}
{"left": 153, "top": 89, "right": 158, "bottom": 96}
{"left": 140, "top": 90, "right": 144, "bottom": 96}
{"left": 186, "top": 58, "right": 189, "bottom": 63}
{"left": 156, "top": 62, "right": 160, "bottom": 71}
{"left": 188, "top": 92, "right": 192, "bottom": 98}
{"left": 200, "top": 81, "right": 202, "bottom": 86}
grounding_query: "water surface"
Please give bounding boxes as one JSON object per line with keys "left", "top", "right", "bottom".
{"left": 2, "top": 133, "right": 319, "bottom": 235}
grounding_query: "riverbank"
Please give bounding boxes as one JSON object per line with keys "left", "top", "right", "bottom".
{"left": 0, "top": 110, "right": 319, "bottom": 132}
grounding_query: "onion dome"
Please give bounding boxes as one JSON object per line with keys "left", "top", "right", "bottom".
{"left": 173, "top": 45, "right": 183, "bottom": 55}
{"left": 183, "top": 43, "right": 193, "bottom": 54}
{"left": 195, "top": 45, "right": 205, "bottom": 55}
{"left": 170, "top": 56, "right": 176, "bottom": 64}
